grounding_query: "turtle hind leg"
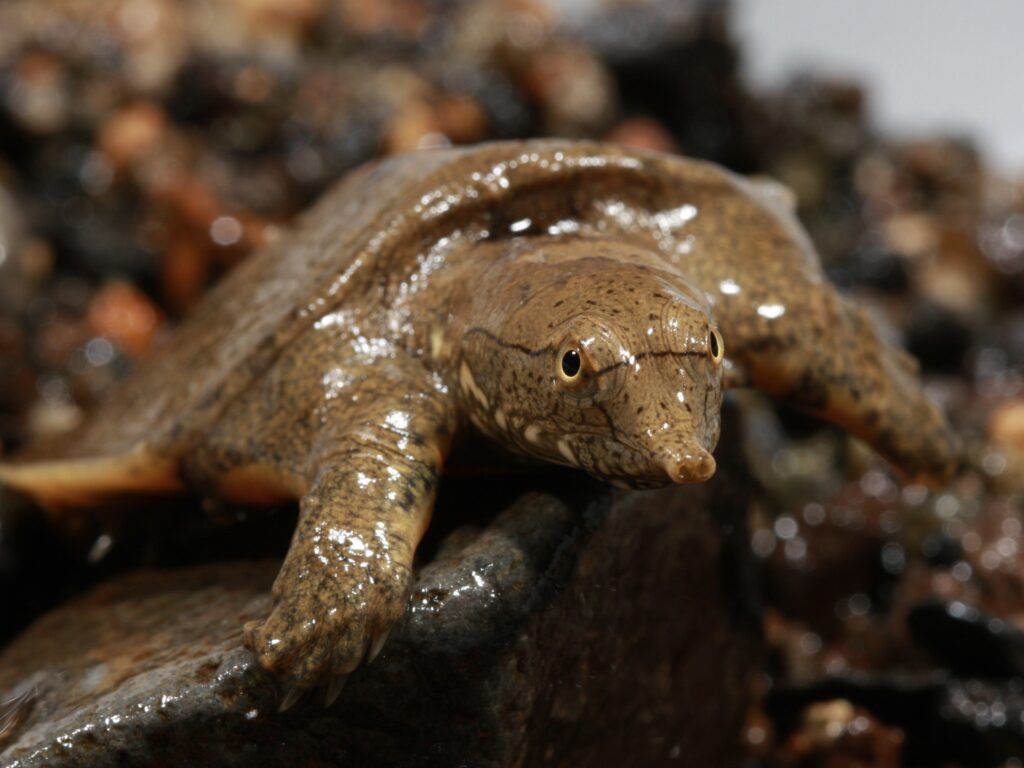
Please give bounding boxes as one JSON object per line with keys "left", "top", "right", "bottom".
{"left": 746, "top": 289, "right": 959, "bottom": 483}
{"left": 0, "top": 449, "right": 183, "bottom": 510}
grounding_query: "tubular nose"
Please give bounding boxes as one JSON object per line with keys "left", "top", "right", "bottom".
{"left": 664, "top": 448, "right": 717, "bottom": 484}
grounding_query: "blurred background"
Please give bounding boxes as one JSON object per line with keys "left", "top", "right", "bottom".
{"left": 0, "top": 2, "right": 1022, "bottom": 766}
{"left": 737, "top": 0, "right": 1024, "bottom": 173}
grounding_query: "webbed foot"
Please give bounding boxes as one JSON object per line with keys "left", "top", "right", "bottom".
{"left": 235, "top": 357, "right": 452, "bottom": 699}
{"left": 244, "top": 534, "right": 410, "bottom": 694}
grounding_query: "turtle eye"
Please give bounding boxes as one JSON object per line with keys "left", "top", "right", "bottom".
{"left": 558, "top": 346, "right": 583, "bottom": 383}
{"left": 709, "top": 326, "right": 724, "bottom": 365}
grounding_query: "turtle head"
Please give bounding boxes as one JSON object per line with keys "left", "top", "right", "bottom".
{"left": 452, "top": 243, "right": 725, "bottom": 488}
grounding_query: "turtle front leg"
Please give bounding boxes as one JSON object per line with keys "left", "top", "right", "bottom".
{"left": 244, "top": 377, "right": 454, "bottom": 701}
{"left": 739, "top": 288, "right": 959, "bottom": 482}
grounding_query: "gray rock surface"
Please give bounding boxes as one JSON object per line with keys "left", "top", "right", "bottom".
{"left": 0, "top": 466, "right": 757, "bottom": 767}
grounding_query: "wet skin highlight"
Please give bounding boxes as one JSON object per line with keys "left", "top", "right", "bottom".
{"left": 0, "top": 140, "right": 958, "bottom": 698}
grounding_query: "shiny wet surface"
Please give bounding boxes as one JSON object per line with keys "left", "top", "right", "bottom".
{"left": 0, "top": 467, "right": 757, "bottom": 768}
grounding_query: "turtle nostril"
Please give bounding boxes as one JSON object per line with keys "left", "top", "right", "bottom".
{"left": 664, "top": 449, "right": 716, "bottom": 484}
{"left": 694, "top": 451, "right": 717, "bottom": 481}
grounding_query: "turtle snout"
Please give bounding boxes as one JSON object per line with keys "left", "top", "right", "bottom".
{"left": 662, "top": 446, "right": 717, "bottom": 484}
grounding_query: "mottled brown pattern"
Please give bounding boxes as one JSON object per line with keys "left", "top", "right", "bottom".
{"left": 0, "top": 140, "right": 957, "bottom": 692}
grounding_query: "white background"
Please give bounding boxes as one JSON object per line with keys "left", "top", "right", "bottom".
{"left": 735, "top": 0, "right": 1024, "bottom": 174}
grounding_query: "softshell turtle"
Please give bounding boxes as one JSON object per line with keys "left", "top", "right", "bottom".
{"left": 0, "top": 140, "right": 957, "bottom": 700}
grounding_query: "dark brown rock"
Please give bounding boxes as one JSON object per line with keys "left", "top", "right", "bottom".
{"left": 0, "top": 467, "right": 756, "bottom": 768}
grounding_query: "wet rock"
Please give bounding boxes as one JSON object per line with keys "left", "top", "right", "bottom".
{"left": 767, "top": 671, "right": 1024, "bottom": 767}
{"left": 986, "top": 399, "right": 1024, "bottom": 491}
{"left": 776, "top": 698, "right": 904, "bottom": 768}
{"left": 0, "top": 473, "right": 757, "bottom": 767}
{"left": 988, "top": 398, "right": 1024, "bottom": 454}
{"left": 85, "top": 281, "right": 164, "bottom": 360}
{"left": 939, "top": 677, "right": 1024, "bottom": 762}
{"left": 605, "top": 116, "right": 680, "bottom": 154}
{"left": 826, "top": 242, "right": 910, "bottom": 296}
{"left": 907, "top": 599, "right": 1024, "bottom": 678}
{"left": 887, "top": 495, "right": 1024, "bottom": 627}
{"left": 519, "top": 42, "right": 618, "bottom": 136}
{"left": 570, "top": 0, "right": 723, "bottom": 65}
{"left": 574, "top": 0, "right": 748, "bottom": 168}
{"left": 905, "top": 298, "right": 974, "bottom": 374}
{"left": 918, "top": 532, "right": 964, "bottom": 568}
{"left": 747, "top": 458, "right": 914, "bottom": 640}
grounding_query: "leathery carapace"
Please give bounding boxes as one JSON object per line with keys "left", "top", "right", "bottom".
{"left": 0, "top": 140, "right": 959, "bottom": 704}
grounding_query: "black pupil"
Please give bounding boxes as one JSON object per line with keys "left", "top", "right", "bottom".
{"left": 561, "top": 349, "right": 581, "bottom": 377}
{"left": 710, "top": 331, "right": 720, "bottom": 358}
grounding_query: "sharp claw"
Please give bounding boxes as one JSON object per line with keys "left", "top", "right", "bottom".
{"left": 367, "top": 629, "right": 391, "bottom": 663}
{"left": 324, "top": 675, "right": 348, "bottom": 707}
{"left": 278, "top": 686, "right": 304, "bottom": 713}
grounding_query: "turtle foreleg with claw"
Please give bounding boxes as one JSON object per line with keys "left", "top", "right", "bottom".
{"left": 218, "top": 355, "right": 456, "bottom": 704}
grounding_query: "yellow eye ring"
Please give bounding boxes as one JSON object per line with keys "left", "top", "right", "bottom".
{"left": 558, "top": 345, "right": 584, "bottom": 384}
{"left": 709, "top": 326, "right": 725, "bottom": 365}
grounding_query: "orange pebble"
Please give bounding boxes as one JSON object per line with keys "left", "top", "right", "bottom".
{"left": 88, "top": 281, "right": 164, "bottom": 358}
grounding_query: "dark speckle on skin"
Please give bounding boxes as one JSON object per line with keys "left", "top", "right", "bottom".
{"left": 0, "top": 139, "right": 957, "bottom": 693}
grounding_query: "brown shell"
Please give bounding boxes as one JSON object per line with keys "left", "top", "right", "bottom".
{"left": 11, "top": 143, "right": 760, "bottom": 460}
{"left": 2, "top": 140, "right": 957, "bottom": 499}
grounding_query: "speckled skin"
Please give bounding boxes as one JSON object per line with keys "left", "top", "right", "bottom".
{"left": 0, "top": 140, "right": 957, "bottom": 696}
